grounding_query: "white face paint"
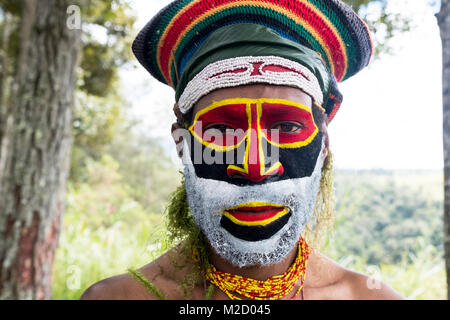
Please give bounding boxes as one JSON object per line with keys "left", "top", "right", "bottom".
{"left": 182, "top": 139, "right": 325, "bottom": 268}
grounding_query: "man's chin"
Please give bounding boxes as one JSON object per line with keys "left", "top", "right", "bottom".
{"left": 204, "top": 219, "right": 302, "bottom": 268}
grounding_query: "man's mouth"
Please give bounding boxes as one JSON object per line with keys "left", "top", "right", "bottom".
{"left": 220, "top": 202, "right": 292, "bottom": 242}
{"left": 222, "top": 203, "right": 289, "bottom": 227}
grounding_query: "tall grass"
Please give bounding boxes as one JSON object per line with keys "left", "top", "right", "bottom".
{"left": 52, "top": 213, "right": 168, "bottom": 300}
{"left": 379, "top": 244, "right": 446, "bottom": 300}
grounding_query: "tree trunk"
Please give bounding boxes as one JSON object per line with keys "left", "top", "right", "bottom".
{"left": 439, "top": 0, "right": 450, "bottom": 300}
{"left": 0, "top": 0, "right": 82, "bottom": 300}
{"left": 0, "top": 11, "right": 14, "bottom": 180}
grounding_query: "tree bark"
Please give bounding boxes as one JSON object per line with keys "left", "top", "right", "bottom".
{"left": 0, "top": 11, "right": 14, "bottom": 179}
{"left": 0, "top": 0, "right": 82, "bottom": 299}
{"left": 439, "top": 0, "right": 450, "bottom": 300}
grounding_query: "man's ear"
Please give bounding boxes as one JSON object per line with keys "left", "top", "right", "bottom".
{"left": 171, "top": 122, "right": 184, "bottom": 159}
{"left": 172, "top": 103, "right": 185, "bottom": 158}
{"left": 173, "top": 103, "right": 184, "bottom": 125}
{"left": 321, "top": 120, "right": 330, "bottom": 160}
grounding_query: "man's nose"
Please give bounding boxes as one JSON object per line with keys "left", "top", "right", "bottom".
{"left": 226, "top": 126, "right": 284, "bottom": 183}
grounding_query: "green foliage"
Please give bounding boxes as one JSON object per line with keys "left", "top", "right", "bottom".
{"left": 105, "top": 125, "right": 181, "bottom": 213}
{"left": 71, "top": 89, "right": 124, "bottom": 182}
{"left": 380, "top": 240, "right": 445, "bottom": 300}
{"left": 0, "top": 0, "right": 140, "bottom": 188}
{"left": 69, "top": 0, "right": 181, "bottom": 212}
{"left": 68, "top": 155, "right": 143, "bottom": 227}
{"left": 165, "top": 178, "right": 209, "bottom": 267}
{"left": 80, "top": 41, "right": 118, "bottom": 97}
{"left": 80, "top": 0, "right": 137, "bottom": 97}
{"left": 0, "top": 0, "right": 137, "bottom": 98}
{"left": 83, "top": 0, "right": 135, "bottom": 35}
{"left": 324, "top": 171, "right": 443, "bottom": 265}
{"left": 0, "top": 0, "right": 22, "bottom": 15}
{"left": 53, "top": 155, "right": 168, "bottom": 300}
{"left": 321, "top": 170, "right": 445, "bottom": 299}
{"left": 327, "top": 236, "right": 445, "bottom": 300}
{"left": 70, "top": 0, "right": 137, "bottom": 186}
{"left": 320, "top": 171, "right": 446, "bottom": 299}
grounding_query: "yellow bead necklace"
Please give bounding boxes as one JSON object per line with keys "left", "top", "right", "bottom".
{"left": 205, "top": 237, "right": 310, "bottom": 300}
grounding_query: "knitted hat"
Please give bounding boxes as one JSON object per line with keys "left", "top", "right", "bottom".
{"left": 133, "top": 0, "right": 373, "bottom": 122}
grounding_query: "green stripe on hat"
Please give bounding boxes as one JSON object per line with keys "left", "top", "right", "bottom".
{"left": 175, "top": 23, "right": 330, "bottom": 103}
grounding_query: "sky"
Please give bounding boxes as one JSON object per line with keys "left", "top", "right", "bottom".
{"left": 122, "top": 0, "right": 443, "bottom": 171}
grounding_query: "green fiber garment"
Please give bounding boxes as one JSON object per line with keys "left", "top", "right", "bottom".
{"left": 127, "top": 268, "right": 167, "bottom": 300}
{"left": 127, "top": 268, "right": 215, "bottom": 300}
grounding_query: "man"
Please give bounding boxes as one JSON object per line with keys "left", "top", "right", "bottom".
{"left": 81, "top": 0, "right": 404, "bottom": 300}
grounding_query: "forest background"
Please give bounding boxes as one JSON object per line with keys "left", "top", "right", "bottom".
{"left": 0, "top": 0, "right": 445, "bottom": 300}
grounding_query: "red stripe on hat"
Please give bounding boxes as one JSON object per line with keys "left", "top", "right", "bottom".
{"left": 158, "top": 0, "right": 347, "bottom": 86}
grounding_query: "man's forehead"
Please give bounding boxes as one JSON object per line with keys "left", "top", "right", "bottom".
{"left": 193, "top": 84, "right": 313, "bottom": 115}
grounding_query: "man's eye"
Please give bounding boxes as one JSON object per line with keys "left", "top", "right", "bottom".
{"left": 272, "top": 122, "right": 303, "bottom": 133}
{"left": 204, "top": 124, "right": 234, "bottom": 135}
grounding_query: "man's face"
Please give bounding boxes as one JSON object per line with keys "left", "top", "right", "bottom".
{"left": 178, "top": 84, "right": 327, "bottom": 267}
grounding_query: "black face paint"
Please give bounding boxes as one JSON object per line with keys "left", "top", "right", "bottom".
{"left": 220, "top": 212, "right": 292, "bottom": 241}
{"left": 187, "top": 98, "right": 323, "bottom": 186}
{"left": 184, "top": 98, "right": 324, "bottom": 243}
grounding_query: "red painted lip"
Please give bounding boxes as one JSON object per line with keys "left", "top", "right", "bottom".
{"left": 227, "top": 206, "right": 286, "bottom": 222}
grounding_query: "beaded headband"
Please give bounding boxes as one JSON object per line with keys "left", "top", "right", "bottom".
{"left": 178, "top": 55, "right": 324, "bottom": 114}
{"left": 133, "top": 0, "right": 373, "bottom": 121}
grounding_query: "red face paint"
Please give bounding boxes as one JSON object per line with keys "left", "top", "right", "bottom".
{"left": 192, "top": 103, "right": 248, "bottom": 148}
{"left": 188, "top": 98, "right": 322, "bottom": 184}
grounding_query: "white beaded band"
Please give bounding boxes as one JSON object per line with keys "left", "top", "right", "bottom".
{"left": 178, "top": 56, "right": 324, "bottom": 114}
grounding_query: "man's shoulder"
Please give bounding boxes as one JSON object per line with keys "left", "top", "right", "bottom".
{"left": 80, "top": 273, "right": 134, "bottom": 300}
{"left": 80, "top": 251, "right": 181, "bottom": 300}
{"left": 339, "top": 268, "right": 405, "bottom": 300}
{"left": 306, "top": 251, "right": 405, "bottom": 300}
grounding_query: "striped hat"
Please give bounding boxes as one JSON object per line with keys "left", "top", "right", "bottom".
{"left": 133, "top": 0, "right": 373, "bottom": 122}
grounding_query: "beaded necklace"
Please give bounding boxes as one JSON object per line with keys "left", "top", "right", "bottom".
{"left": 205, "top": 237, "right": 310, "bottom": 300}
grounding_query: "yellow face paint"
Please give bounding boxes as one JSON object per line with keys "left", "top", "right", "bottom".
{"left": 189, "top": 98, "right": 319, "bottom": 182}
{"left": 222, "top": 206, "right": 290, "bottom": 227}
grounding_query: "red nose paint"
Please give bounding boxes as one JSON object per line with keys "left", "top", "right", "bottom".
{"left": 226, "top": 103, "right": 284, "bottom": 182}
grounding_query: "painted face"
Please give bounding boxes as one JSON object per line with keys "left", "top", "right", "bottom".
{"left": 182, "top": 97, "right": 325, "bottom": 267}
{"left": 188, "top": 98, "right": 323, "bottom": 185}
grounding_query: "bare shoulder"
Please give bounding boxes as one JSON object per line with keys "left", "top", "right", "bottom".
{"left": 80, "top": 247, "right": 187, "bottom": 300}
{"left": 305, "top": 250, "right": 405, "bottom": 300}
{"left": 341, "top": 268, "right": 405, "bottom": 300}
{"left": 80, "top": 273, "right": 139, "bottom": 300}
